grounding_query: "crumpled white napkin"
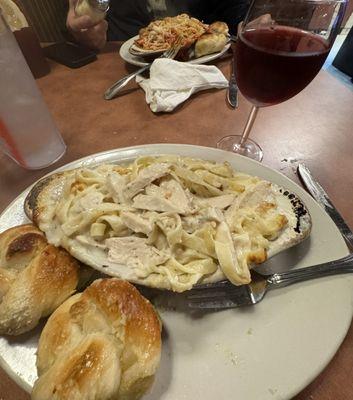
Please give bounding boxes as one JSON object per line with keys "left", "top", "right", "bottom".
{"left": 136, "top": 58, "right": 229, "bottom": 113}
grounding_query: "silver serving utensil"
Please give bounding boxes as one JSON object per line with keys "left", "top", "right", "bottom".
{"left": 298, "top": 163, "right": 353, "bottom": 251}
{"left": 104, "top": 36, "right": 183, "bottom": 100}
{"left": 187, "top": 253, "right": 353, "bottom": 309}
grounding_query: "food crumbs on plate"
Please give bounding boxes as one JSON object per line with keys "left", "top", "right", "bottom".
{"left": 247, "top": 328, "right": 253, "bottom": 335}
{"left": 268, "top": 388, "right": 278, "bottom": 395}
{"left": 214, "top": 343, "right": 238, "bottom": 366}
{"left": 227, "top": 351, "right": 238, "bottom": 366}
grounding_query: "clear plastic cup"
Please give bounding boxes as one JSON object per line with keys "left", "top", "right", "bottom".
{"left": 75, "top": 0, "right": 109, "bottom": 24}
{"left": 0, "top": 12, "right": 66, "bottom": 170}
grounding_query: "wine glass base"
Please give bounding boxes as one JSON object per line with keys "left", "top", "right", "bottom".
{"left": 217, "top": 135, "right": 263, "bottom": 162}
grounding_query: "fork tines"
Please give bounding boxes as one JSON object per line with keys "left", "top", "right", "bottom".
{"left": 187, "top": 283, "right": 253, "bottom": 309}
{"left": 163, "top": 36, "right": 183, "bottom": 59}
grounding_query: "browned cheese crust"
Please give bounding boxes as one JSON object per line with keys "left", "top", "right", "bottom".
{"left": 24, "top": 172, "right": 67, "bottom": 225}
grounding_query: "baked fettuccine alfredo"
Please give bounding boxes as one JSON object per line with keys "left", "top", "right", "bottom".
{"left": 26, "top": 156, "right": 311, "bottom": 292}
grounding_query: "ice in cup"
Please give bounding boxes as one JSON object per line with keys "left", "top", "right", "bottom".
{"left": 0, "top": 11, "right": 66, "bottom": 169}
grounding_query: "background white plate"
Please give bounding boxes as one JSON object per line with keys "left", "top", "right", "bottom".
{"left": 0, "top": 144, "right": 352, "bottom": 399}
{"left": 119, "top": 36, "right": 231, "bottom": 67}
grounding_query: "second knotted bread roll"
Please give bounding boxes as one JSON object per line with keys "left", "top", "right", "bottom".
{"left": 32, "top": 278, "right": 162, "bottom": 400}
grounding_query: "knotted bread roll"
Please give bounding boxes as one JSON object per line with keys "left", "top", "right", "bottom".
{"left": 32, "top": 278, "right": 162, "bottom": 400}
{"left": 0, "top": 224, "right": 79, "bottom": 335}
{"left": 195, "top": 32, "right": 228, "bottom": 58}
{"left": 209, "top": 21, "right": 229, "bottom": 35}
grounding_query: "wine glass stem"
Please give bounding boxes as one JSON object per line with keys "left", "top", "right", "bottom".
{"left": 239, "top": 105, "right": 259, "bottom": 147}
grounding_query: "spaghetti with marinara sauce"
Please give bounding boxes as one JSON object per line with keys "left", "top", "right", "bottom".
{"left": 134, "top": 14, "right": 208, "bottom": 51}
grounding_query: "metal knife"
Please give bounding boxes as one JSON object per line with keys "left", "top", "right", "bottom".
{"left": 297, "top": 163, "right": 353, "bottom": 251}
{"left": 227, "top": 47, "right": 238, "bottom": 109}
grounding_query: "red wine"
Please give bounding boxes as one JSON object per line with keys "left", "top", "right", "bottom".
{"left": 235, "top": 26, "right": 330, "bottom": 107}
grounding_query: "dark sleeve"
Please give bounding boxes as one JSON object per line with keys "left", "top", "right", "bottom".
{"left": 106, "top": 0, "right": 153, "bottom": 41}
{"left": 191, "top": 0, "right": 250, "bottom": 34}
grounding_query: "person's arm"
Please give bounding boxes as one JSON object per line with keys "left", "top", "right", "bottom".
{"left": 66, "top": 0, "right": 108, "bottom": 50}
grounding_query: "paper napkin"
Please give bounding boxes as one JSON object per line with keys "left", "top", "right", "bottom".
{"left": 136, "top": 58, "right": 228, "bottom": 112}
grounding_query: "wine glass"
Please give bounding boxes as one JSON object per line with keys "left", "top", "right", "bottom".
{"left": 217, "top": 0, "right": 347, "bottom": 161}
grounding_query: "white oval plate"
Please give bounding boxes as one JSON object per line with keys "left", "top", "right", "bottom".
{"left": 0, "top": 144, "right": 352, "bottom": 399}
{"left": 119, "top": 36, "right": 231, "bottom": 67}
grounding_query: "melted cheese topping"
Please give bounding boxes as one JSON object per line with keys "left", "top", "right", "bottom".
{"left": 40, "top": 156, "right": 296, "bottom": 292}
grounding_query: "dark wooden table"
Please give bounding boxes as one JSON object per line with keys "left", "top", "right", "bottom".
{"left": 1, "top": 43, "right": 353, "bottom": 400}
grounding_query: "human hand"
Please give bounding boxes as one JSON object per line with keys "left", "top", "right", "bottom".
{"left": 66, "top": 0, "right": 108, "bottom": 50}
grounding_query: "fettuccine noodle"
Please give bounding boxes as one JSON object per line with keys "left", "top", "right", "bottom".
{"left": 50, "top": 156, "right": 289, "bottom": 292}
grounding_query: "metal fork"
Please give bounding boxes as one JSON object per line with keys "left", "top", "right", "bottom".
{"left": 104, "top": 36, "right": 183, "bottom": 100}
{"left": 187, "top": 253, "right": 353, "bottom": 309}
